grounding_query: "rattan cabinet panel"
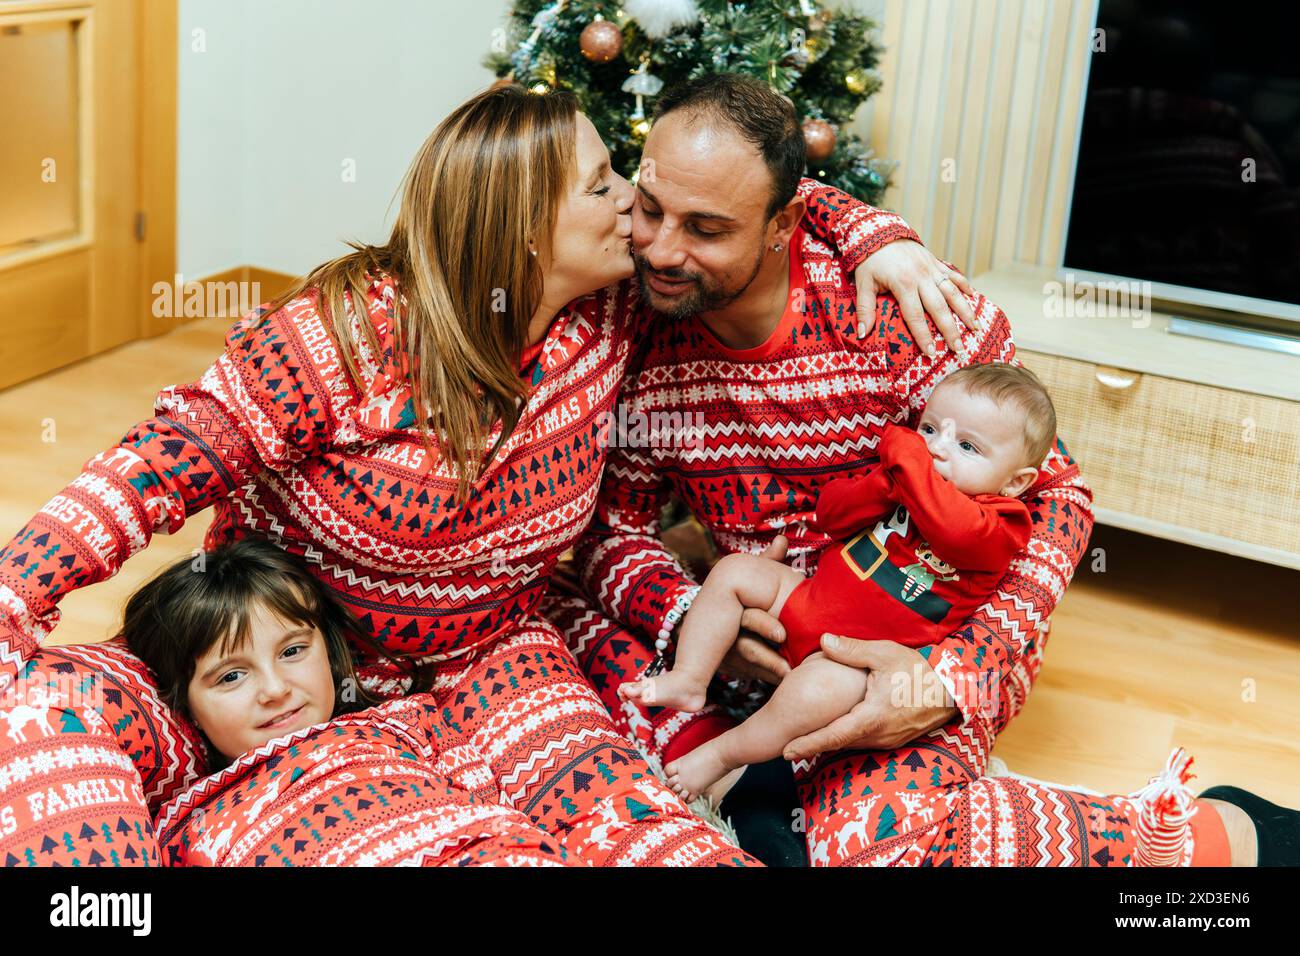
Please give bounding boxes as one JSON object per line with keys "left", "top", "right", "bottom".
{"left": 1018, "top": 350, "right": 1300, "bottom": 558}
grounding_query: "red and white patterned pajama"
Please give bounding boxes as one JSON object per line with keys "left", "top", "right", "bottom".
{"left": 0, "top": 181, "right": 875, "bottom": 866}
{"left": 157, "top": 695, "right": 569, "bottom": 867}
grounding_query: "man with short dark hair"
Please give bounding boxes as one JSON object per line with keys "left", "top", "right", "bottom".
{"left": 542, "top": 73, "right": 1196, "bottom": 869}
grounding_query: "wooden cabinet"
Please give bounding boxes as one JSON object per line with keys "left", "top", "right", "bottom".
{"left": 0, "top": 0, "right": 175, "bottom": 391}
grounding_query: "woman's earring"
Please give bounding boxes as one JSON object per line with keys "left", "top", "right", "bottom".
{"left": 773, "top": 242, "right": 784, "bottom": 253}
{"left": 530, "top": 248, "right": 538, "bottom": 257}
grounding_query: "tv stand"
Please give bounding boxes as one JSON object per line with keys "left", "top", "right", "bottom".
{"left": 975, "top": 264, "right": 1300, "bottom": 571}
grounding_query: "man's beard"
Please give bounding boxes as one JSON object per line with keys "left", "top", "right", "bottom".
{"left": 633, "top": 244, "right": 766, "bottom": 320}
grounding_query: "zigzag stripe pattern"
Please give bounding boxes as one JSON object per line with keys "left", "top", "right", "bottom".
{"left": 636, "top": 349, "right": 887, "bottom": 391}
{"left": 539, "top": 598, "right": 605, "bottom": 659}
{"left": 655, "top": 432, "right": 880, "bottom": 466}
{"left": 493, "top": 726, "right": 611, "bottom": 792}
{"left": 472, "top": 690, "right": 611, "bottom": 766}
{"left": 796, "top": 716, "right": 1180, "bottom": 867}
{"left": 651, "top": 409, "right": 893, "bottom": 443}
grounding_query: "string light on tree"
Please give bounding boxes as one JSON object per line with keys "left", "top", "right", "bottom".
{"left": 803, "top": 31, "right": 827, "bottom": 62}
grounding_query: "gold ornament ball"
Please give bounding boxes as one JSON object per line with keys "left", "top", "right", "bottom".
{"left": 845, "top": 68, "right": 870, "bottom": 95}
{"left": 630, "top": 116, "right": 652, "bottom": 138}
{"left": 802, "top": 119, "right": 837, "bottom": 162}
{"left": 580, "top": 20, "right": 624, "bottom": 62}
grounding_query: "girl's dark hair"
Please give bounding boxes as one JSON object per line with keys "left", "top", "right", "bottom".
{"left": 122, "top": 536, "right": 429, "bottom": 722}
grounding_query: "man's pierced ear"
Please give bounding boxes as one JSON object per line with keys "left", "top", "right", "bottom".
{"left": 772, "top": 196, "right": 806, "bottom": 253}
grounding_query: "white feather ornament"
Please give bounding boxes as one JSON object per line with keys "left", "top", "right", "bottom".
{"left": 624, "top": 0, "right": 700, "bottom": 40}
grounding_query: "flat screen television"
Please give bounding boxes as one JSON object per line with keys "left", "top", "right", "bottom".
{"left": 1062, "top": 0, "right": 1300, "bottom": 352}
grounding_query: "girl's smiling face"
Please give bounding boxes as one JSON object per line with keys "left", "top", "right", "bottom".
{"left": 186, "top": 601, "right": 336, "bottom": 762}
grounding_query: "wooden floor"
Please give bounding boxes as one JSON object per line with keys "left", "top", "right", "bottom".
{"left": 3, "top": 316, "right": 1299, "bottom": 806}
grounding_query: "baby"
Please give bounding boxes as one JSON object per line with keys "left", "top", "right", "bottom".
{"left": 123, "top": 537, "right": 567, "bottom": 866}
{"left": 619, "top": 363, "right": 1056, "bottom": 802}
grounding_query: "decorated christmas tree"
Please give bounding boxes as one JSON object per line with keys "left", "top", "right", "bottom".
{"left": 486, "top": 0, "right": 894, "bottom": 204}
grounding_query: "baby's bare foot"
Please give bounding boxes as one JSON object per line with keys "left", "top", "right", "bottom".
{"left": 617, "top": 679, "right": 654, "bottom": 704}
{"left": 619, "top": 671, "right": 707, "bottom": 712}
{"left": 664, "top": 744, "right": 733, "bottom": 804}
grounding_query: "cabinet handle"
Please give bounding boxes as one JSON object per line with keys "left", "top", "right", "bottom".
{"left": 1095, "top": 366, "right": 1139, "bottom": 390}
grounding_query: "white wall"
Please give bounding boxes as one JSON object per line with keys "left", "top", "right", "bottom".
{"left": 178, "top": 0, "right": 511, "bottom": 278}
{"left": 177, "top": 0, "right": 248, "bottom": 279}
{"left": 177, "top": 0, "right": 889, "bottom": 279}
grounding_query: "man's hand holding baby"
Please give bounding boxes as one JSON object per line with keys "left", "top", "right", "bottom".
{"left": 782, "top": 635, "right": 959, "bottom": 760}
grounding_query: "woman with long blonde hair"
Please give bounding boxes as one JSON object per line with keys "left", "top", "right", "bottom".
{"left": 0, "top": 82, "right": 947, "bottom": 865}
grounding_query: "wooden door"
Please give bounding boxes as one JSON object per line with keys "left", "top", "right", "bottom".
{"left": 0, "top": 0, "right": 175, "bottom": 390}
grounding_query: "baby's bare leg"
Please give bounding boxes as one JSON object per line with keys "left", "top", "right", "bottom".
{"left": 618, "top": 553, "right": 803, "bottom": 712}
{"left": 664, "top": 653, "right": 868, "bottom": 802}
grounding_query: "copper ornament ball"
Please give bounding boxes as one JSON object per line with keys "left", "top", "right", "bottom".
{"left": 580, "top": 20, "right": 624, "bottom": 62}
{"left": 802, "top": 119, "right": 837, "bottom": 162}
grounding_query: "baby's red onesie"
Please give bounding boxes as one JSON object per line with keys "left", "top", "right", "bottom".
{"left": 777, "top": 424, "right": 1033, "bottom": 666}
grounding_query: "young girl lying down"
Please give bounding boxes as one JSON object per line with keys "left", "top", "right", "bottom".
{"left": 123, "top": 537, "right": 569, "bottom": 866}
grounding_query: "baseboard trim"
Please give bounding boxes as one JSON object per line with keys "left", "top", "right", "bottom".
{"left": 183, "top": 265, "right": 300, "bottom": 320}
{"left": 244, "top": 266, "right": 299, "bottom": 304}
